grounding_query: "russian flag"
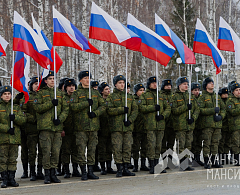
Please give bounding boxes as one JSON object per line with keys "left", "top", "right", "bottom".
{"left": 11, "top": 52, "right": 30, "bottom": 104}
{"left": 13, "top": 11, "right": 52, "bottom": 69}
{"left": 193, "top": 18, "right": 227, "bottom": 74}
{"left": 31, "top": 14, "right": 63, "bottom": 73}
{"left": 89, "top": 2, "right": 141, "bottom": 51}
{"left": 0, "top": 35, "right": 9, "bottom": 57}
{"left": 218, "top": 17, "right": 240, "bottom": 65}
{"left": 53, "top": 7, "right": 100, "bottom": 55}
{"left": 155, "top": 14, "right": 196, "bottom": 64}
{"left": 127, "top": 13, "right": 175, "bottom": 66}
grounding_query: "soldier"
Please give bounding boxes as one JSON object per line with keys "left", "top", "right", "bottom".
{"left": 61, "top": 78, "right": 81, "bottom": 178}
{"left": 198, "top": 77, "right": 226, "bottom": 169}
{"left": 0, "top": 86, "right": 26, "bottom": 188}
{"left": 20, "top": 77, "right": 44, "bottom": 181}
{"left": 127, "top": 82, "right": 131, "bottom": 94}
{"left": 33, "top": 71, "right": 69, "bottom": 184}
{"left": 132, "top": 83, "right": 149, "bottom": 172}
{"left": 139, "top": 76, "right": 171, "bottom": 174}
{"left": 70, "top": 71, "right": 106, "bottom": 180}
{"left": 228, "top": 81, "right": 237, "bottom": 93}
{"left": 191, "top": 82, "right": 204, "bottom": 166}
{"left": 218, "top": 87, "right": 230, "bottom": 165}
{"left": 160, "top": 79, "right": 175, "bottom": 168}
{"left": 171, "top": 77, "right": 199, "bottom": 171}
{"left": 91, "top": 81, "right": 99, "bottom": 90}
{"left": 97, "top": 82, "right": 117, "bottom": 175}
{"left": 107, "top": 75, "right": 138, "bottom": 177}
{"left": 58, "top": 77, "right": 69, "bottom": 92}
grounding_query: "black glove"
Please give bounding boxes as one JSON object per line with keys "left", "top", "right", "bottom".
{"left": 214, "top": 107, "right": 220, "bottom": 114}
{"left": 9, "top": 114, "right": 15, "bottom": 121}
{"left": 16, "top": 92, "right": 24, "bottom": 100}
{"left": 87, "top": 98, "right": 93, "bottom": 106}
{"left": 88, "top": 111, "right": 96, "bottom": 118}
{"left": 52, "top": 99, "right": 58, "bottom": 106}
{"left": 53, "top": 118, "right": 61, "bottom": 126}
{"left": 7, "top": 127, "right": 15, "bottom": 135}
{"left": 187, "top": 118, "right": 194, "bottom": 125}
{"left": 155, "top": 114, "right": 164, "bottom": 121}
{"left": 214, "top": 115, "right": 222, "bottom": 122}
{"left": 124, "top": 120, "right": 132, "bottom": 127}
{"left": 124, "top": 106, "right": 129, "bottom": 114}
{"left": 155, "top": 105, "right": 160, "bottom": 111}
{"left": 187, "top": 103, "right": 192, "bottom": 110}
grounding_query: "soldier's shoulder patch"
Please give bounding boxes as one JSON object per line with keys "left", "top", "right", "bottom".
{"left": 169, "top": 102, "right": 173, "bottom": 107}
{"left": 138, "top": 100, "right": 142, "bottom": 104}
{"left": 20, "top": 103, "right": 23, "bottom": 107}
{"left": 70, "top": 98, "right": 74, "bottom": 102}
{"left": 198, "top": 102, "right": 201, "bottom": 106}
{"left": 34, "top": 99, "right": 37, "bottom": 103}
{"left": 228, "top": 105, "right": 232, "bottom": 109}
{"left": 106, "top": 101, "right": 108, "bottom": 106}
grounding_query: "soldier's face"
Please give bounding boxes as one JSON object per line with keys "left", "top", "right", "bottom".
{"left": 136, "top": 88, "right": 145, "bottom": 97}
{"left": 93, "top": 86, "right": 98, "bottom": 90}
{"left": 32, "top": 82, "right": 38, "bottom": 92}
{"left": 149, "top": 82, "right": 157, "bottom": 90}
{"left": 80, "top": 76, "right": 89, "bottom": 88}
{"left": 192, "top": 88, "right": 200, "bottom": 97}
{"left": 206, "top": 82, "right": 214, "bottom": 90}
{"left": 127, "top": 87, "right": 130, "bottom": 93}
{"left": 179, "top": 82, "right": 188, "bottom": 92}
{"left": 1, "top": 92, "right": 11, "bottom": 102}
{"left": 221, "top": 94, "right": 228, "bottom": 99}
{"left": 45, "top": 76, "right": 54, "bottom": 88}
{"left": 66, "top": 84, "right": 76, "bottom": 94}
{"left": 164, "top": 85, "right": 171, "bottom": 90}
{"left": 115, "top": 80, "right": 125, "bottom": 91}
{"left": 233, "top": 88, "right": 240, "bottom": 98}
{"left": 102, "top": 86, "right": 110, "bottom": 96}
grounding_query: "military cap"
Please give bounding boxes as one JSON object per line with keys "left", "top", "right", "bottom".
{"left": 127, "top": 82, "right": 131, "bottom": 88}
{"left": 231, "top": 83, "right": 240, "bottom": 93}
{"left": 191, "top": 82, "right": 201, "bottom": 91}
{"left": 78, "top": 70, "right": 92, "bottom": 81}
{"left": 161, "top": 79, "right": 172, "bottom": 90}
{"left": 113, "top": 75, "right": 126, "bottom": 86}
{"left": 133, "top": 83, "right": 145, "bottom": 94}
{"left": 0, "top": 80, "right": 2, "bottom": 87}
{"left": 58, "top": 77, "right": 69, "bottom": 90}
{"left": 202, "top": 77, "right": 214, "bottom": 90}
{"left": 43, "top": 70, "right": 54, "bottom": 80}
{"left": 146, "top": 76, "right": 157, "bottom": 89}
{"left": 218, "top": 87, "right": 228, "bottom": 95}
{"left": 176, "top": 76, "right": 189, "bottom": 87}
{"left": 98, "top": 82, "right": 109, "bottom": 94}
{"left": 91, "top": 81, "right": 99, "bottom": 88}
{"left": 0, "top": 85, "right": 12, "bottom": 96}
{"left": 228, "top": 80, "right": 237, "bottom": 93}
{"left": 64, "top": 78, "right": 77, "bottom": 92}
{"left": 29, "top": 76, "right": 40, "bottom": 91}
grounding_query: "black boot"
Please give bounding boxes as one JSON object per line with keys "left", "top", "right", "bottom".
{"left": 132, "top": 160, "right": 138, "bottom": 172}
{"left": 1, "top": 171, "right": 8, "bottom": 188}
{"left": 21, "top": 163, "right": 28, "bottom": 178}
{"left": 154, "top": 159, "right": 159, "bottom": 167}
{"left": 234, "top": 154, "right": 240, "bottom": 166}
{"left": 36, "top": 165, "right": 44, "bottom": 180}
{"left": 149, "top": 160, "right": 155, "bottom": 174}
{"left": 8, "top": 171, "right": 19, "bottom": 187}
{"left": 56, "top": 162, "right": 63, "bottom": 176}
{"left": 64, "top": 164, "right": 70, "bottom": 178}
{"left": 50, "top": 168, "right": 61, "bottom": 183}
{"left": 204, "top": 157, "right": 211, "bottom": 169}
{"left": 44, "top": 169, "right": 51, "bottom": 184}
{"left": 30, "top": 166, "right": 36, "bottom": 181}
{"left": 160, "top": 160, "right": 167, "bottom": 173}
{"left": 72, "top": 163, "right": 81, "bottom": 177}
{"left": 211, "top": 155, "right": 223, "bottom": 168}
{"left": 128, "top": 158, "right": 134, "bottom": 169}
{"left": 87, "top": 165, "right": 99, "bottom": 179}
{"left": 180, "top": 157, "right": 194, "bottom": 171}
{"left": 80, "top": 165, "right": 88, "bottom": 180}
{"left": 122, "top": 163, "right": 135, "bottom": 176}
{"left": 93, "top": 161, "right": 101, "bottom": 172}
{"left": 195, "top": 154, "right": 204, "bottom": 166}
{"left": 100, "top": 162, "right": 107, "bottom": 175}
{"left": 116, "top": 164, "right": 123, "bottom": 177}
{"left": 106, "top": 161, "right": 117, "bottom": 174}
{"left": 140, "top": 158, "right": 149, "bottom": 171}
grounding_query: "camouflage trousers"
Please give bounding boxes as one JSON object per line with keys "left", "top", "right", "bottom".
{"left": 219, "top": 130, "right": 231, "bottom": 154}
{"left": 27, "top": 133, "right": 43, "bottom": 166}
{"left": 21, "top": 129, "right": 28, "bottom": 164}
{"left": 98, "top": 134, "right": 112, "bottom": 162}
{"left": 75, "top": 131, "right": 98, "bottom": 166}
{"left": 161, "top": 127, "right": 175, "bottom": 154}
{"left": 202, "top": 128, "right": 221, "bottom": 157}
{"left": 39, "top": 131, "right": 62, "bottom": 170}
{"left": 230, "top": 130, "right": 240, "bottom": 154}
{"left": 132, "top": 132, "right": 147, "bottom": 160}
{"left": 0, "top": 144, "right": 18, "bottom": 172}
{"left": 111, "top": 131, "right": 133, "bottom": 164}
{"left": 147, "top": 130, "right": 164, "bottom": 160}
{"left": 61, "top": 134, "right": 78, "bottom": 164}
{"left": 175, "top": 130, "right": 193, "bottom": 155}
{"left": 191, "top": 129, "right": 203, "bottom": 155}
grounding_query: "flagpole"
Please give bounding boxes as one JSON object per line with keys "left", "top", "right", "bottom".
{"left": 11, "top": 51, "right": 14, "bottom": 128}
{"left": 37, "top": 63, "right": 39, "bottom": 86}
{"left": 53, "top": 46, "right": 57, "bottom": 119}
{"left": 156, "top": 60, "right": 159, "bottom": 116}
{"left": 89, "top": 52, "right": 92, "bottom": 112}
{"left": 188, "top": 64, "right": 192, "bottom": 119}
{"left": 125, "top": 49, "right": 128, "bottom": 122}
{"left": 216, "top": 73, "right": 219, "bottom": 116}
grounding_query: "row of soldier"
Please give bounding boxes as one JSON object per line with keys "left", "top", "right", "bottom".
{"left": 0, "top": 70, "right": 239, "bottom": 188}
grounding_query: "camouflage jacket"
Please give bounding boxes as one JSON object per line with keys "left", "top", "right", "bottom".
{"left": 226, "top": 95, "right": 240, "bottom": 132}
{"left": 171, "top": 89, "right": 200, "bottom": 131}
{"left": 63, "top": 93, "right": 74, "bottom": 135}
{"left": 106, "top": 88, "right": 138, "bottom": 132}
{"left": 70, "top": 84, "right": 106, "bottom": 132}
{"left": 159, "top": 89, "right": 173, "bottom": 128}
{"left": 221, "top": 98, "right": 228, "bottom": 131}
{"left": 99, "top": 98, "right": 111, "bottom": 136}
{"left": 139, "top": 89, "right": 171, "bottom": 131}
{"left": 33, "top": 86, "right": 69, "bottom": 132}
{"left": 193, "top": 95, "right": 201, "bottom": 130}
{"left": 197, "top": 90, "right": 226, "bottom": 129}
{"left": 21, "top": 91, "right": 38, "bottom": 135}
{"left": 133, "top": 95, "right": 145, "bottom": 133}
{"left": 0, "top": 99, "right": 26, "bottom": 145}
